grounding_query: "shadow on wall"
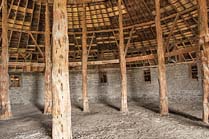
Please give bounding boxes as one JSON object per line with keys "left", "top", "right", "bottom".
{"left": 98, "top": 83, "right": 120, "bottom": 111}
{"left": 33, "top": 73, "right": 44, "bottom": 112}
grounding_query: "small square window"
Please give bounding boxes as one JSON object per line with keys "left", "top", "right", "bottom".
{"left": 100, "top": 72, "right": 107, "bottom": 83}
{"left": 191, "top": 64, "right": 198, "bottom": 79}
{"left": 144, "top": 69, "right": 151, "bottom": 82}
{"left": 9, "top": 74, "right": 21, "bottom": 88}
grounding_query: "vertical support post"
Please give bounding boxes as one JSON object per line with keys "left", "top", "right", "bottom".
{"left": 197, "top": 0, "right": 209, "bottom": 123}
{"left": 118, "top": 0, "right": 128, "bottom": 113}
{"left": 82, "top": 3, "right": 89, "bottom": 112}
{"left": 52, "top": 0, "right": 72, "bottom": 138}
{"left": 0, "top": 0, "right": 12, "bottom": 120}
{"left": 155, "top": 0, "right": 169, "bottom": 116}
{"left": 44, "top": 1, "right": 52, "bottom": 115}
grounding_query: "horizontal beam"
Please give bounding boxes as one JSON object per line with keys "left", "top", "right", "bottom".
{"left": 8, "top": 62, "right": 45, "bottom": 67}
{"left": 35, "top": 0, "right": 104, "bottom": 4}
{"left": 3, "top": 46, "right": 198, "bottom": 68}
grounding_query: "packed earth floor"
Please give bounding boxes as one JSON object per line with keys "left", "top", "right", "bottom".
{"left": 0, "top": 99, "right": 209, "bottom": 139}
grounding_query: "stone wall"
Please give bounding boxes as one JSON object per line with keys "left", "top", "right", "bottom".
{"left": 9, "top": 73, "right": 44, "bottom": 105}
{"left": 9, "top": 64, "right": 203, "bottom": 107}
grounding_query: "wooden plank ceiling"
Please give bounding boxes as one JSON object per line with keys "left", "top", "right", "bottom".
{"left": 0, "top": 0, "right": 208, "bottom": 72}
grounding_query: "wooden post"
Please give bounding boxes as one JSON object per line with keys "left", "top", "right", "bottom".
{"left": 52, "top": 0, "right": 72, "bottom": 138}
{"left": 82, "top": 3, "right": 89, "bottom": 112}
{"left": 118, "top": 0, "right": 128, "bottom": 113}
{"left": 197, "top": 0, "right": 209, "bottom": 123}
{"left": 44, "top": 1, "right": 52, "bottom": 115}
{"left": 155, "top": 0, "right": 169, "bottom": 116}
{"left": 0, "top": 0, "right": 12, "bottom": 120}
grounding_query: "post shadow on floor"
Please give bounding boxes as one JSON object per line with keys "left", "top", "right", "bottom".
{"left": 130, "top": 97, "right": 205, "bottom": 124}
{"left": 72, "top": 99, "right": 83, "bottom": 111}
{"left": 98, "top": 89, "right": 120, "bottom": 111}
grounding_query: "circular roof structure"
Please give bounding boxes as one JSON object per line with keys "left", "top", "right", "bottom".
{"left": 0, "top": 0, "right": 205, "bottom": 71}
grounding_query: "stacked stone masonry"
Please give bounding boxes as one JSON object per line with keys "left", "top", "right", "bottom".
{"left": 9, "top": 64, "right": 202, "bottom": 107}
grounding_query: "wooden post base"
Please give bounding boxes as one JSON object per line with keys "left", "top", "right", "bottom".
{"left": 0, "top": 112, "right": 12, "bottom": 120}
{"left": 121, "top": 97, "right": 128, "bottom": 113}
{"left": 83, "top": 98, "right": 90, "bottom": 112}
{"left": 203, "top": 102, "right": 209, "bottom": 123}
{"left": 202, "top": 54, "right": 209, "bottom": 123}
{"left": 160, "top": 97, "right": 169, "bottom": 116}
{"left": 44, "top": 101, "right": 52, "bottom": 115}
{"left": 0, "top": 104, "right": 12, "bottom": 120}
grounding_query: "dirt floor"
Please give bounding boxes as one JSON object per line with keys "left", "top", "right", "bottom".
{"left": 0, "top": 99, "right": 209, "bottom": 139}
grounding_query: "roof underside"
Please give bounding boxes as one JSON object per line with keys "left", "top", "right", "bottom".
{"left": 0, "top": 0, "right": 208, "bottom": 72}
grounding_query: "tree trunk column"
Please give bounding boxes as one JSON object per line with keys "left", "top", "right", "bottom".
{"left": 0, "top": 0, "right": 12, "bottom": 120}
{"left": 197, "top": 0, "right": 209, "bottom": 123}
{"left": 82, "top": 3, "right": 89, "bottom": 112}
{"left": 155, "top": 0, "right": 169, "bottom": 116}
{"left": 44, "top": 1, "right": 52, "bottom": 115}
{"left": 118, "top": 0, "right": 128, "bottom": 113}
{"left": 52, "top": 0, "right": 72, "bottom": 138}
{"left": 201, "top": 50, "right": 209, "bottom": 123}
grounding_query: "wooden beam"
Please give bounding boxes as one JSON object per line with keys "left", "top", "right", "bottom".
{"left": 197, "top": 0, "right": 209, "bottom": 123}
{"left": 118, "top": 0, "right": 128, "bottom": 113}
{"left": 52, "top": 0, "right": 72, "bottom": 139}
{"left": 0, "top": 46, "right": 198, "bottom": 69}
{"left": 0, "top": 0, "right": 12, "bottom": 120}
{"left": 71, "top": 46, "right": 198, "bottom": 66}
{"left": 155, "top": 0, "right": 169, "bottom": 116}
{"left": 87, "top": 33, "right": 95, "bottom": 56}
{"left": 29, "top": 32, "right": 44, "bottom": 57}
{"left": 82, "top": 3, "right": 89, "bottom": 112}
{"left": 165, "top": 13, "right": 179, "bottom": 51}
{"left": 44, "top": 1, "right": 52, "bottom": 115}
{"left": 36, "top": 0, "right": 104, "bottom": 4}
{"left": 125, "top": 27, "right": 135, "bottom": 56}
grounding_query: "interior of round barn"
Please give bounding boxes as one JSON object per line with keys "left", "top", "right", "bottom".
{"left": 0, "top": 0, "right": 209, "bottom": 138}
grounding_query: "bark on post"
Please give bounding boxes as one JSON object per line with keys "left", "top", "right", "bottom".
{"left": 82, "top": 3, "right": 89, "bottom": 112}
{"left": 197, "top": 0, "right": 209, "bottom": 123}
{"left": 118, "top": 0, "right": 128, "bottom": 113}
{"left": 44, "top": 1, "right": 52, "bottom": 115}
{"left": 0, "top": 0, "right": 12, "bottom": 120}
{"left": 155, "top": 0, "right": 169, "bottom": 116}
{"left": 52, "top": 0, "right": 72, "bottom": 138}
